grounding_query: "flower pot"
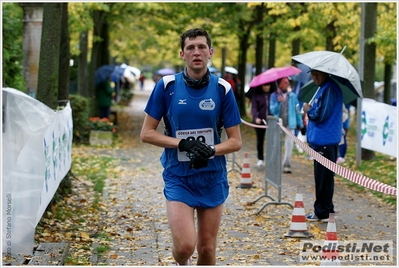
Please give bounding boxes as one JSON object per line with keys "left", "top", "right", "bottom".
{"left": 90, "top": 130, "right": 113, "bottom": 146}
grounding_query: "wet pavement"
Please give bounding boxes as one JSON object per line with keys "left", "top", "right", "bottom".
{"left": 88, "top": 79, "right": 396, "bottom": 266}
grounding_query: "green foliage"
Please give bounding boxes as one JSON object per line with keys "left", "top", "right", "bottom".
{"left": 69, "top": 94, "right": 91, "bottom": 144}
{"left": 369, "top": 3, "right": 397, "bottom": 65}
{"left": 2, "top": 3, "right": 25, "bottom": 91}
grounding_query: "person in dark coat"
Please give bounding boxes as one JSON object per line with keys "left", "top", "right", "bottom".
{"left": 95, "top": 78, "right": 114, "bottom": 119}
{"left": 303, "top": 70, "right": 343, "bottom": 222}
{"left": 250, "top": 82, "right": 275, "bottom": 166}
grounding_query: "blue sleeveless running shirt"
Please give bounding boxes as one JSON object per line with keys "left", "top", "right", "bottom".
{"left": 144, "top": 72, "right": 241, "bottom": 177}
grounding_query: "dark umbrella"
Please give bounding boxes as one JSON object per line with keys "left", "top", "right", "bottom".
{"left": 111, "top": 65, "right": 126, "bottom": 83}
{"left": 299, "top": 78, "right": 362, "bottom": 107}
{"left": 291, "top": 49, "right": 363, "bottom": 102}
{"left": 94, "top": 65, "right": 116, "bottom": 86}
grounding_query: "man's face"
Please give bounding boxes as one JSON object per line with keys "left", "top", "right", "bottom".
{"left": 311, "top": 70, "right": 328, "bottom": 86}
{"left": 180, "top": 36, "right": 213, "bottom": 71}
{"left": 278, "top": 77, "right": 290, "bottom": 91}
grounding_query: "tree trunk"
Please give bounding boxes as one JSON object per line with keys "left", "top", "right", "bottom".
{"left": 362, "top": 2, "right": 378, "bottom": 160}
{"left": 19, "top": 3, "right": 43, "bottom": 97}
{"left": 383, "top": 63, "right": 392, "bottom": 104}
{"left": 255, "top": 34, "right": 263, "bottom": 76}
{"left": 363, "top": 3, "right": 377, "bottom": 99}
{"left": 291, "top": 34, "right": 300, "bottom": 57}
{"left": 237, "top": 27, "right": 251, "bottom": 116}
{"left": 37, "top": 3, "right": 61, "bottom": 110}
{"left": 58, "top": 2, "right": 70, "bottom": 103}
{"left": 89, "top": 8, "right": 110, "bottom": 115}
{"left": 325, "top": 19, "right": 337, "bottom": 51}
{"left": 254, "top": 3, "right": 264, "bottom": 75}
{"left": 78, "top": 30, "right": 89, "bottom": 97}
{"left": 268, "top": 15, "right": 277, "bottom": 69}
{"left": 268, "top": 28, "right": 276, "bottom": 68}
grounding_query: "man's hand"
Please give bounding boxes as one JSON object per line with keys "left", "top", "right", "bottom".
{"left": 178, "top": 139, "right": 214, "bottom": 159}
{"left": 189, "top": 156, "right": 209, "bottom": 170}
{"left": 303, "top": 103, "right": 312, "bottom": 113}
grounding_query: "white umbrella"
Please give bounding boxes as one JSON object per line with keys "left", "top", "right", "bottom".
{"left": 125, "top": 65, "right": 141, "bottom": 77}
{"left": 291, "top": 48, "right": 362, "bottom": 99}
{"left": 122, "top": 65, "right": 141, "bottom": 84}
{"left": 123, "top": 69, "right": 136, "bottom": 84}
{"left": 225, "top": 66, "right": 238, "bottom": 75}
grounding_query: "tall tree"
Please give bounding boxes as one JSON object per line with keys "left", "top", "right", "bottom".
{"left": 89, "top": 5, "right": 111, "bottom": 102}
{"left": 58, "top": 2, "right": 70, "bottom": 102}
{"left": 68, "top": 3, "right": 96, "bottom": 97}
{"left": 362, "top": 2, "right": 378, "bottom": 161}
{"left": 36, "top": 3, "right": 61, "bottom": 109}
{"left": 363, "top": 3, "right": 377, "bottom": 99}
{"left": 370, "top": 2, "right": 397, "bottom": 104}
{"left": 254, "top": 3, "right": 265, "bottom": 75}
{"left": 78, "top": 30, "right": 89, "bottom": 97}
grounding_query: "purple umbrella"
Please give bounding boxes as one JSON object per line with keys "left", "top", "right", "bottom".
{"left": 156, "top": 68, "right": 176, "bottom": 76}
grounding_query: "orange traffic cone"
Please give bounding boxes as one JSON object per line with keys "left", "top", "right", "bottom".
{"left": 285, "top": 192, "right": 313, "bottom": 238}
{"left": 239, "top": 153, "right": 253, "bottom": 188}
{"left": 320, "top": 213, "right": 340, "bottom": 266}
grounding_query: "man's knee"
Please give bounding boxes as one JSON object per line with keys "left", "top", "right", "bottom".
{"left": 197, "top": 243, "right": 216, "bottom": 257}
{"left": 174, "top": 241, "right": 195, "bottom": 259}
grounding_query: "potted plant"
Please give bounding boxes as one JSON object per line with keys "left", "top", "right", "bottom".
{"left": 88, "top": 117, "right": 117, "bottom": 145}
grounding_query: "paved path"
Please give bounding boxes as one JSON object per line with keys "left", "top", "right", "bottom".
{"left": 90, "top": 80, "right": 396, "bottom": 266}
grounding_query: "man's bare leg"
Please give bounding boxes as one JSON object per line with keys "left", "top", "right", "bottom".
{"left": 167, "top": 201, "right": 196, "bottom": 265}
{"left": 196, "top": 204, "right": 224, "bottom": 265}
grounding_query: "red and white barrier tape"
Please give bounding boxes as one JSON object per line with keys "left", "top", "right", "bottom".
{"left": 241, "top": 118, "right": 267, "bottom": 129}
{"left": 277, "top": 123, "right": 397, "bottom": 196}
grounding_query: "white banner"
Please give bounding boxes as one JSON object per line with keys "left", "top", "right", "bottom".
{"left": 2, "top": 87, "right": 73, "bottom": 256}
{"left": 361, "top": 98, "right": 397, "bottom": 158}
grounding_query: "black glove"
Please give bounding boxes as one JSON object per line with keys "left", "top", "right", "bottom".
{"left": 178, "top": 139, "right": 213, "bottom": 159}
{"left": 189, "top": 156, "right": 209, "bottom": 170}
{"left": 300, "top": 127, "right": 306, "bottom": 136}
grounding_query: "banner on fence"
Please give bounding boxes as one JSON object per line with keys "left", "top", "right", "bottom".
{"left": 2, "top": 87, "right": 73, "bottom": 256}
{"left": 361, "top": 98, "right": 397, "bottom": 158}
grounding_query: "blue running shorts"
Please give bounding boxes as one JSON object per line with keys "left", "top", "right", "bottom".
{"left": 162, "top": 169, "right": 229, "bottom": 209}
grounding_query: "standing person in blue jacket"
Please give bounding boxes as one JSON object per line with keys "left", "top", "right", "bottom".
{"left": 270, "top": 77, "right": 304, "bottom": 173}
{"left": 303, "top": 70, "right": 343, "bottom": 222}
{"left": 140, "top": 28, "right": 242, "bottom": 265}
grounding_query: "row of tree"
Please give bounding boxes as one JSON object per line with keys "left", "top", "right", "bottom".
{"left": 2, "top": 2, "right": 396, "bottom": 115}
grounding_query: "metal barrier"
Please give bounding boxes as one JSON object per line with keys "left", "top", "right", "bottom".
{"left": 251, "top": 115, "right": 293, "bottom": 214}
{"left": 224, "top": 129, "right": 241, "bottom": 173}
{"left": 226, "top": 152, "right": 241, "bottom": 173}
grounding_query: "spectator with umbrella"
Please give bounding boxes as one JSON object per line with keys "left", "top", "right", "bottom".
{"left": 248, "top": 66, "right": 303, "bottom": 171}
{"left": 250, "top": 82, "right": 276, "bottom": 166}
{"left": 270, "top": 77, "right": 304, "bottom": 174}
{"left": 292, "top": 48, "right": 362, "bottom": 222}
{"left": 94, "top": 65, "right": 116, "bottom": 119}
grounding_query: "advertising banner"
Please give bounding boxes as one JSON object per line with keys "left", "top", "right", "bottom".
{"left": 2, "top": 88, "right": 73, "bottom": 256}
{"left": 361, "top": 98, "right": 397, "bottom": 158}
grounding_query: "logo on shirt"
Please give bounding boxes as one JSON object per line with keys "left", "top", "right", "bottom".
{"left": 199, "top": 98, "right": 215, "bottom": 110}
{"left": 178, "top": 99, "right": 187, "bottom": 105}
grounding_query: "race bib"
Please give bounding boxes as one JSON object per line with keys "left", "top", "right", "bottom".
{"left": 176, "top": 127, "right": 214, "bottom": 161}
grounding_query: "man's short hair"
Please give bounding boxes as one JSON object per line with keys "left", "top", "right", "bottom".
{"left": 180, "top": 28, "right": 212, "bottom": 51}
